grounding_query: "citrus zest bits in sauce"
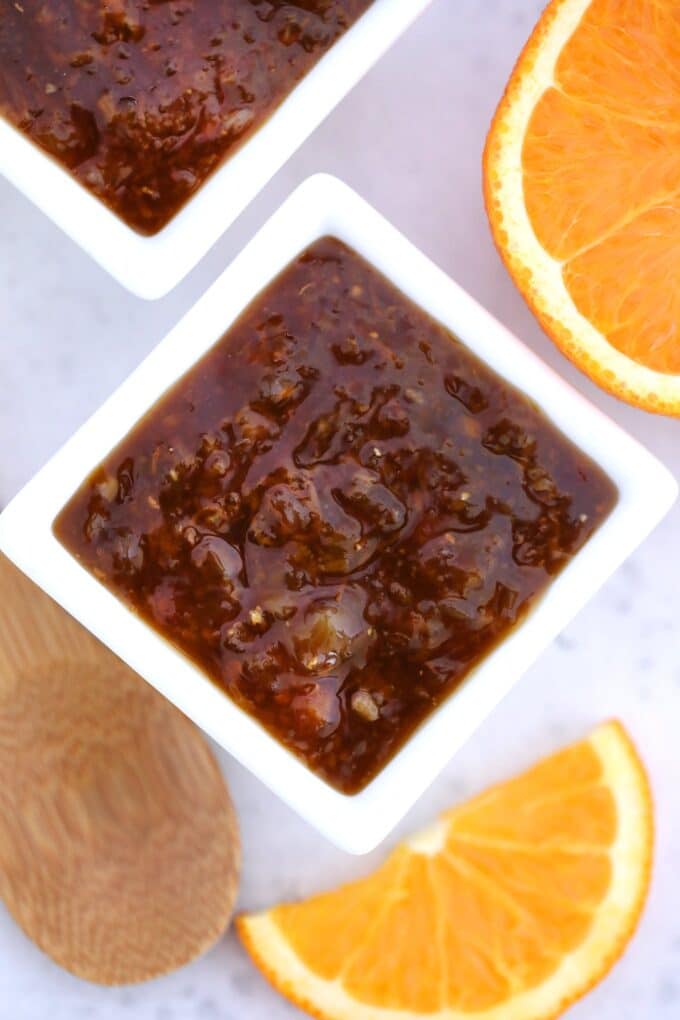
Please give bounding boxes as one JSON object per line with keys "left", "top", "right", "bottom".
{"left": 54, "top": 239, "right": 617, "bottom": 793}
{"left": 0, "top": 1, "right": 374, "bottom": 234}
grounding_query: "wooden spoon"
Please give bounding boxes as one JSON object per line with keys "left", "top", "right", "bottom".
{"left": 0, "top": 554, "right": 240, "bottom": 985}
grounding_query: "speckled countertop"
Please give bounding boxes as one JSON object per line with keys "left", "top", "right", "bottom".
{"left": 1, "top": 2, "right": 679, "bottom": 1018}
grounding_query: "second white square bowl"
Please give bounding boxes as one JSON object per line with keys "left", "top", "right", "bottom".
{"left": 0, "top": 175, "right": 675, "bottom": 854}
{"left": 0, "top": 0, "right": 433, "bottom": 299}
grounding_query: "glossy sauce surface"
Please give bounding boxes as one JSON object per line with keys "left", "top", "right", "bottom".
{"left": 55, "top": 239, "right": 618, "bottom": 792}
{"left": 0, "top": 1, "right": 373, "bottom": 234}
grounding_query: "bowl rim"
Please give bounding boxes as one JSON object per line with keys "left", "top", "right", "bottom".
{"left": 0, "top": 173, "right": 676, "bottom": 854}
{"left": 0, "top": 0, "right": 434, "bottom": 300}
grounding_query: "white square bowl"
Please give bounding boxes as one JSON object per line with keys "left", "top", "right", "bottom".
{"left": 0, "top": 0, "right": 432, "bottom": 300}
{"left": 0, "top": 175, "right": 676, "bottom": 854}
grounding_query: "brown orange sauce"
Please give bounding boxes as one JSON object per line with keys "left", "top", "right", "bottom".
{"left": 0, "top": 1, "right": 374, "bottom": 234}
{"left": 54, "top": 239, "right": 617, "bottom": 792}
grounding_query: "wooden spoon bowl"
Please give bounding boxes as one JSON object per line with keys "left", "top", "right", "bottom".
{"left": 0, "top": 556, "right": 240, "bottom": 985}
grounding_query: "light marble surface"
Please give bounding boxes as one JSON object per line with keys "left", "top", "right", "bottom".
{"left": 1, "top": 2, "right": 679, "bottom": 1017}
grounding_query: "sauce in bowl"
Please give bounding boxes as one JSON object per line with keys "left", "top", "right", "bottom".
{"left": 55, "top": 238, "right": 617, "bottom": 792}
{"left": 0, "top": 1, "right": 374, "bottom": 234}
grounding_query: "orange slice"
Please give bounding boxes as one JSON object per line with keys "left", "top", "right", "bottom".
{"left": 484, "top": 0, "right": 680, "bottom": 415}
{"left": 238, "top": 722, "right": 652, "bottom": 1020}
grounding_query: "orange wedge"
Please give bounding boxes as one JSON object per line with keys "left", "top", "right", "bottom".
{"left": 484, "top": 0, "right": 680, "bottom": 415}
{"left": 238, "top": 722, "right": 652, "bottom": 1020}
